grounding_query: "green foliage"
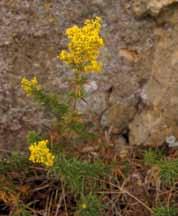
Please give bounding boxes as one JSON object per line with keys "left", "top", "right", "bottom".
{"left": 76, "top": 193, "right": 103, "bottom": 216}
{"left": 31, "top": 88, "right": 95, "bottom": 140}
{"left": 52, "top": 154, "right": 109, "bottom": 193}
{"left": 51, "top": 154, "right": 108, "bottom": 215}
{"left": 144, "top": 150, "right": 178, "bottom": 185}
{"left": 65, "top": 120, "right": 96, "bottom": 140}
{"left": 153, "top": 206, "right": 178, "bottom": 216}
{"left": 33, "top": 89, "right": 69, "bottom": 118}
{"left": 13, "top": 205, "right": 32, "bottom": 216}
{"left": 10, "top": 201, "right": 34, "bottom": 216}
{"left": 26, "top": 130, "right": 41, "bottom": 144}
{"left": 159, "top": 160, "right": 178, "bottom": 185}
{"left": 0, "top": 152, "right": 29, "bottom": 174}
{"left": 21, "top": 65, "right": 109, "bottom": 214}
{"left": 144, "top": 149, "right": 164, "bottom": 166}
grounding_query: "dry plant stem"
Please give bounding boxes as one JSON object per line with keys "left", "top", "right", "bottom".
{"left": 97, "top": 191, "right": 123, "bottom": 195}
{"left": 45, "top": 194, "right": 53, "bottom": 216}
{"left": 115, "top": 167, "right": 126, "bottom": 180}
{"left": 49, "top": 192, "right": 55, "bottom": 216}
{"left": 167, "top": 186, "right": 175, "bottom": 208}
{"left": 54, "top": 193, "right": 63, "bottom": 216}
{"left": 27, "top": 207, "right": 40, "bottom": 216}
{"left": 31, "top": 183, "right": 50, "bottom": 193}
{"left": 44, "top": 195, "right": 50, "bottom": 216}
{"left": 30, "top": 166, "right": 46, "bottom": 171}
{"left": 61, "top": 181, "right": 69, "bottom": 216}
{"left": 123, "top": 189, "right": 154, "bottom": 214}
{"left": 97, "top": 178, "right": 154, "bottom": 215}
{"left": 104, "top": 128, "right": 114, "bottom": 147}
{"left": 155, "top": 183, "right": 161, "bottom": 205}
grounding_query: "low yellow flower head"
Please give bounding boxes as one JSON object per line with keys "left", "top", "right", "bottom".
{"left": 29, "top": 140, "right": 55, "bottom": 167}
{"left": 81, "top": 203, "right": 87, "bottom": 209}
{"left": 58, "top": 17, "right": 104, "bottom": 73}
{"left": 21, "top": 77, "right": 41, "bottom": 96}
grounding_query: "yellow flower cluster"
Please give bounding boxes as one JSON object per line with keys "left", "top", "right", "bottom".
{"left": 21, "top": 77, "right": 41, "bottom": 96}
{"left": 58, "top": 17, "right": 104, "bottom": 73}
{"left": 29, "top": 140, "right": 55, "bottom": 167}
{"left": 81, "top": 203, "right": 87, "bottom": 209}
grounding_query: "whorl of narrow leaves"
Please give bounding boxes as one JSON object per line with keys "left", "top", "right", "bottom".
{"left": 52, "top": 154, "right": 109, "bottom": 193}
{"left": 77, "top": 194, "right": 103, "bottom": 216}
{"left": 153, "top": 206, "right": 178, "bottom": 216}
{"left": 144, "top": 149, "right": 178, "bottom": 185}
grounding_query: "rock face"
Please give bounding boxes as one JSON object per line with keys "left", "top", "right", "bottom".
{"left": 101, "top": 93, "right": 138, "bottom": 134}
{"left": 129, "top": 7, "right": 178, "bottom": 146}
{"left": 0, "top": 0, "right": 178, "bottom": 149}
{"left": 133, "top": 0, "right": 178, "bottom": 16}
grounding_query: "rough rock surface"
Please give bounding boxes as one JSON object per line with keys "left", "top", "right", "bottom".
{"left": 133, "top": 0, "right": 178, "bottom": 16}
{"left": 0, "top": 0, "right": 178, "bottom": 149}
{"left": 101, "top": 94, "right": 138, "bottom": 134}
{"left": 129, "top": 9, "right": 178, "bottom": 146}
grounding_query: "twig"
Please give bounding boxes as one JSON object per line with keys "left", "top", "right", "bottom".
{"left": 61, "top": 181, "right": 69, "bottom": 216}
{"left": 54, "top": 193, "right": 63, "bottom": 216}
{"left": 95, "top": 177, "right": 154, "bottom": 215}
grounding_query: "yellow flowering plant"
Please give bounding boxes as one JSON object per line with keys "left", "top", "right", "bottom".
{"left": 20, "top": 16, "right": 105, "bottom": 163}
{"left": 21, "top": 17, "right": 104, "bottom": 137}
{"left": 29, "top": 139, "right": 55, "bottom": 167}
{"left": 3, "top": 16, "right": 178, "bottom": 214}
{"left": 21, "top": 77, "right": 41, "bottom": 96}
{"left": 58, "top": 17, "right": 104, "bottom": 73}
{"left": 19, "top": 17, "right": 107, "bottom": 215}
{"left": 76, "top": 193, "right": 102, "bottom": 215}
{"left": 58, "top": 17, "right": 104, "bottom": 99}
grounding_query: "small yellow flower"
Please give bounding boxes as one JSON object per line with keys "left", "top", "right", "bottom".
{"left": 84, "top": 60, "right": 102, "bottom": 73}
{"left": 58, "top": 17, "right": 104, "bottom": 73}
{"left": 29, "top": 140, "right": 55, "bottom": 167}
{"left": 21, "top": 76, "right": 41, "bottom": 96}
{"left": 81, "top": 203, "right": 87, "bottom": 209}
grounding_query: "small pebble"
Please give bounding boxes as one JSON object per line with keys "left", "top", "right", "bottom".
{"left": 166, "top": 135, "right": 176, "bottom": 145}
